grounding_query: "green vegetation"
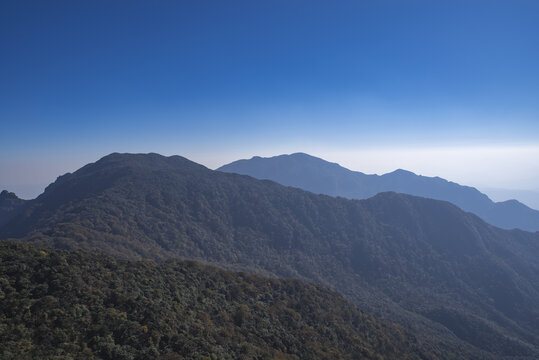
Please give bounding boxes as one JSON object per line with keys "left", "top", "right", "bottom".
{"left": 2, "top": 152, "right": 539, "bottom": 358}
{"left": 0, "top": 241, "right": 430, "bottom": 360}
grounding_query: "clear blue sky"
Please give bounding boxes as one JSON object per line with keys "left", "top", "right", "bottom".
{"left": 1, "top": 0, "right": 538, "bottom": 200}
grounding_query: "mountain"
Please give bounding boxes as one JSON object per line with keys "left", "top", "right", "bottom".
{"left": 0, "top": 241, "right": 430, "bottom": 360}
{"left": 485, "top": 188, "right": 539, "bottom": 211}
{"left": 218, "top": 153, "right": 539, "bottom": 232}
{"left": 0, "top": 190, "right": 28, "bottom": 227}
{"left": 2, "top": 152, "right": 539, "bottom": 358}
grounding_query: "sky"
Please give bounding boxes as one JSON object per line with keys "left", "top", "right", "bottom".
{"left": 1, "top": 1, "right": 538, "bottom": 206}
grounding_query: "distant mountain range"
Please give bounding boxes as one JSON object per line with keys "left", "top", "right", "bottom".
{"left": 486, "top": 187, "right": 539, "bottom": 211}
{"left": 2, "top": 152, "right": 539, "bottom": 359}
{"left": 218, "top": 152, "right": 539, "bottom": 232}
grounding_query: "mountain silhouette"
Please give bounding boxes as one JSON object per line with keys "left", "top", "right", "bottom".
{"left": 2, "top": 152, "right": 539, "bottom": 358}
{"left": 218, "top": 152, "right": 539, "bottom": 231}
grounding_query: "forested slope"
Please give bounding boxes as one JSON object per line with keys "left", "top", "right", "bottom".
{"left": 2, "top": 153, "right": 539, "bottom": 359}
{"left": 0, "top": 241, "right": 430, "bottom": 360}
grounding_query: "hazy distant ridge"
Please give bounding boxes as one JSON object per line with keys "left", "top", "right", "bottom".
{"left": 218, "top": 153, "right": 539, "bottom": 232}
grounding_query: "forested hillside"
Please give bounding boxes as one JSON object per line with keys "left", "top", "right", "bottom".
{"left": 2, "top": 153, "right": 539, "bottom": 359}
{"left": 0, "top": 241, "right": 430, "bottom": 360}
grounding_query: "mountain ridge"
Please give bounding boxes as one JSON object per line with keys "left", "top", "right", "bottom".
{"left": 218, "top": 152, "right": 539, "bottom": 231}
{"left": 2, "top": 152, "right": 539, "bottom": 358}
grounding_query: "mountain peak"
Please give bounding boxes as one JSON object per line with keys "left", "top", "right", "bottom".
{"left": 287, "top": 152, "right": 316, "bottom": 158}
{"left": 0, "top": 190, "right": 20, "bottom": 201}
{"left": 39, "top": 153, "right": 209, "bottom": 201}
{"left": 248, "top": 153, "right": 326, "bottom": 162}
{"left": 246, "top": 153, "right": 346, "bottom": 170}
{"left": 219, "top": 152, "right": 539, "bottom": 231}
{"left": 86, "top": 152, "right": 208, "bottom": 173}
{"left": 387, "top": 169, "right": 416, "bottom": 176}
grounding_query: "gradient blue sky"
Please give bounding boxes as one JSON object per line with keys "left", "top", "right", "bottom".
{"left": 1, "top": 1, "right": 538, "bottom": 203}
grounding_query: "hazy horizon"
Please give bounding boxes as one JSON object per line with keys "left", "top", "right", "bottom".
{"left": 3, "top": 150, "right": 539, "bottom": 212}
{"left": 2, "top": 1, "right": 538, "bottom": 206}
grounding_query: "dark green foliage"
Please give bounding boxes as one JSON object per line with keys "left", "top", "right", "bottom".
{"left": 3, "top": 153, "right": 539, "bottom": 358}
{"left": 0, "top": 241, "right": 430, "bottom": 360}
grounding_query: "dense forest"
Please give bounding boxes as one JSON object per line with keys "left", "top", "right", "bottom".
{"left": 2, "top": 153, "right": 539, "bottom": 358}
{"left": 0, "top": 241, "right": 430, "bottom": 360}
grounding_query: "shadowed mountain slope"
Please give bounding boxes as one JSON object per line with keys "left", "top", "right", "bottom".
{"left": 1, "top": 241, "right": 431, "bottom": 360}
{"left": 218, "top": 153, "right": 539, "bottom": 231}
{"left": 2, "top": 153, "right": 539, "bottom": 359}
{"left": 0, "top": 190, "right": 28, "bottom": 227}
